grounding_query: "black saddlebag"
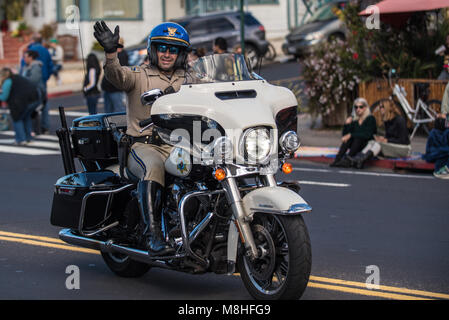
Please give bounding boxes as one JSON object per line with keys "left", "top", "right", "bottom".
{"left": 71, "top": 112, "right": 127, "bottom": 160}
{"left": 50, "top": 171, "right": 130, "bottom": 229}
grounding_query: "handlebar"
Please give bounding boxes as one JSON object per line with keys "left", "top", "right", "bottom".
{"left": 388, "top": 68, "right": 398, "bottom": 88}
{"left": 139, "top": 117, "right": 153, "bottom": 128}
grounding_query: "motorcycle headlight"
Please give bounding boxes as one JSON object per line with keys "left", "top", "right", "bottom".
{"left": 240, "top": 128, "right": 272, "bottom": 164}
{"left": 279, "top": 131, "right": 300, "bottom": 154}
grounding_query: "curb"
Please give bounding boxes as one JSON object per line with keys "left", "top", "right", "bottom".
{"left": 294, "top": 155, "right": 434, "bottom": 172}
{"left": 47, "top": 90, "right": 80, "bottom": 99}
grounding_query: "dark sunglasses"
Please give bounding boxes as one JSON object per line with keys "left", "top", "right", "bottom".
{"left": 156, "top": 44, "right": 180, "bottom": 55}
{"left": 354, "top": 105, "right": 366, "bottom": 110}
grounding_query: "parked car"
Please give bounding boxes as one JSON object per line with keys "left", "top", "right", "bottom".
{"left": 282, "top": 0, "right": 348, "bottom": 58}
{"left": 126, "top": 11, "right": 269, "bottom": 68}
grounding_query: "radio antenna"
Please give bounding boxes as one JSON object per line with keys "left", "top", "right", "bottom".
{"left": 66, "top": 5, "right": 87, "bottom": 84}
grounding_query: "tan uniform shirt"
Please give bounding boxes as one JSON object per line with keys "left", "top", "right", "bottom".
{"left": 104, "top": 52, "right": 186, "bottom": 137}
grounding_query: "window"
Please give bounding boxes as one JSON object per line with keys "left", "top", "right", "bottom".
{"left": 208, "top": 18, "right": 235, "bottom": 33}
{"left": 247, "top": 0, "right": 278, "bottom": 4}
{"left": 89, "top": 0, "right": 141, "bottom": 20}
{"left": 57, "top": 0, "right": 142, "bottom": 21}
{"left": 185, "top": 20, "right": 210, "bottom": 37}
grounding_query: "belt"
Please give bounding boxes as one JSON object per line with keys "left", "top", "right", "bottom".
{"left": 130, "top": 133, "right": 162, "bottom": 146}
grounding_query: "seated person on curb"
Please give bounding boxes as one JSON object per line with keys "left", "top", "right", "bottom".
{"left": 330, "top": 98, "right": 377, "bottom": 168}
{"left": 94, "top": 20, "right": 190, "bottom": 256}
{"left": 349, "top": 100, "right": 411, "bottom": 169}
{"left": 423, "top": 82, "right": 449, "bottom": 179}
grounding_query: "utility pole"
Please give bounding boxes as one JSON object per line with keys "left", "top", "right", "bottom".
{"left": 240, "top": 0, "right": 245, "bottom": 54}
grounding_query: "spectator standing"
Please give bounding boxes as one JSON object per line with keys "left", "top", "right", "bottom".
{"left": 349, "top": 100, "right": 411, "bottom": 169}
{"left": 330, "top": 97, "right": 377, "bottom": 167}
{"left": 213, "top": 37, "right": 228, "bottom": 54}
{"left": 101, "top": 38, "right": 128, "bottom": 113}
{"left": 22, "top": 34, "right": 54, "bottom": 134}
{"left": 21, "top": 50, "right": 46, "bottom": 135}
{"left": 440, "top": 81, "right": 449, "bottom": 118}
{"left": 48, "top": 39, "right": 64, "bottom": 86}
{"left": 83, "top": 53, "right": 101, "bottom": 115}
{"left": 21, "top": 50, "right": 46, "bottom": 98}
{"left": 0, "top": 68, "right": 41, "bottom": 145}
{"left": 424, "top": 81, "right": 449, "bottom": 179}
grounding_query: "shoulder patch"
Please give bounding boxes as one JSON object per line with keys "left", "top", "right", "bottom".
{"left": 130, "top": 66, "right": 141, "bottom": 73}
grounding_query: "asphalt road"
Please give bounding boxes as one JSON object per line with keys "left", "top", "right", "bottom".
{"left": 0, "top": 61, "right": 448, "bottom": 301}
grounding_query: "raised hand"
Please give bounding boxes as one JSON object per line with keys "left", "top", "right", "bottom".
{"left": 93, "top": 20, "right": 123, "bottom": 53}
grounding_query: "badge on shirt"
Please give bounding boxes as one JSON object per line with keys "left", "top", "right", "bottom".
{"left": 130, "top": 66, "right": 140, "bottom": 73}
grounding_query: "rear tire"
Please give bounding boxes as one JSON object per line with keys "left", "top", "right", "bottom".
{"left": 101, "top": 251, "right": 151, "bottom": 278}
{"left": 245, "top": 44, "right": 260, "bottom": 70}
{"left": 238, "top": 214, "right": 311, "bottom": 300}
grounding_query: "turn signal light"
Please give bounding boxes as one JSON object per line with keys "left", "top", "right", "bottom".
{"left": 214, "top": 168, "right": 227, "bottom": 181}
{"left": 282, "top": 162, "right": 293, "bottom": 174}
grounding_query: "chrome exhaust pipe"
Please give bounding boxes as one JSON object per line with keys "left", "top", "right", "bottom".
{"left": 58, "top": 229, "right": 183, "bottom": 267}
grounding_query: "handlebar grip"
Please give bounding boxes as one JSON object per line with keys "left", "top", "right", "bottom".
{"left": 139, "top": 117, "right": 153, "bottom": 128}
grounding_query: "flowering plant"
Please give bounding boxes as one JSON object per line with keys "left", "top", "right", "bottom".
{"left": 303, "top": 39, "right": 361, "bottom": 125}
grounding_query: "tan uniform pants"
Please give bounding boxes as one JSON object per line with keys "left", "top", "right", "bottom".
{"left": 127, "top": 142, "right": 173, "bottom": 186}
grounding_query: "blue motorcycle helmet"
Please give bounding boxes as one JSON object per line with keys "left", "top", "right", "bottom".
{"left": 147, "top": 22, "right": 190, "bottom": 70}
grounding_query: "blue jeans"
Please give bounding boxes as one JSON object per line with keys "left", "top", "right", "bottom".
{"left": 423, "top": 128, "right": 449, "bottom": 171}
{"left": 13, "top": 99, "right": 40, "bottom": 143}
{"left": 104, "top": 91, "right": 126, "bottom": 113}
{"left": 86, "top": 94, "right": 100, "bottom": 115}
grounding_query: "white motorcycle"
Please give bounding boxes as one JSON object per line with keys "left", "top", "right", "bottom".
{"left": 51, "top": 53, "right": 311, "bottom": 300}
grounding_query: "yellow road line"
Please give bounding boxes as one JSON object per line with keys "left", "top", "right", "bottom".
{"left": 0, "top": 235, "right": 99, "bottom": 255}
{"left": 0, "top": 231, "right": 66, "bottom": 244}
{"left": 307, "top": 281, "right": 431, "bottom": 300}
{"left": 0, "top": 230, "right": 447, "bottom": 300}
{"left": 310, "top": 275, "right": 449, "bottom": 300}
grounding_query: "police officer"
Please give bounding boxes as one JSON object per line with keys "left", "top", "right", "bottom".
{"left": 93, "top": 21, "right": 190, "bottom": 256}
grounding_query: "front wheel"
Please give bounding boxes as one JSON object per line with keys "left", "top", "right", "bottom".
{"left": 238, "top": 213, "right": 311, "bottom": 300}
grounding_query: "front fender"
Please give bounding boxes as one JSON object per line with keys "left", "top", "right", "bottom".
{"left": 242, "top": 186, "right": 312, "bottom": 216}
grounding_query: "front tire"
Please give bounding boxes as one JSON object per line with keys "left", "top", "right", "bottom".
{"left": 101, "top": 251, "right": 151, "bottom": 278}
{"left": 238, "top": 214, "right": 311, "bottom": 300}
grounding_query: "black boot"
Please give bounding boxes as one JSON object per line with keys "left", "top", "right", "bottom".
{"left": 331, "top": 155, "right": 353, "bottom": 168}
{"left": 137, "top": 181, "right": 174, "bottom": 256}
{"left": 352, "top": 151, "right": 374, "bottom": 169}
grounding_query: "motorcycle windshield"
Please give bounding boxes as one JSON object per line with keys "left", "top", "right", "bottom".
{"left": 185, "top": 53, "right": 258, "bottom": 84}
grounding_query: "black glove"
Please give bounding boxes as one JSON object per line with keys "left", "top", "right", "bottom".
{"left": 93, "top": 20, "right": 123, "bottom": 54}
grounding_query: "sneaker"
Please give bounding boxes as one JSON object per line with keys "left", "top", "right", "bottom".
{"left": 433, "top": 165, "right": 449, "bottom": 179}
{"left": 13, "top": 141, "right": 28, "bottom": 146}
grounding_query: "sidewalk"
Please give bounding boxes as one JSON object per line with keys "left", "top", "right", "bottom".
{"left": 295, "top": 113, "right": 434, "bottom": 172}
{"left": 47, "top": 61, "right": 84, "bottom": 98}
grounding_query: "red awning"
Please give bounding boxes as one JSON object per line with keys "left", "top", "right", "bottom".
{"left": 360, "top": 0, "right": 449, "bottom": 15}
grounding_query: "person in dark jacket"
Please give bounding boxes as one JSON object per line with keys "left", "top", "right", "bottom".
{"left": 0, "top": 68, "right": 41, "bottom": 145}
{"left": 21, "top": 34, "right": 54, "bottom": 134}
{"left": 349, "top": 100, "right": 411, "bottom": 169}
{"left": 330, "top": 97, "right": 377, "bottom": 167}
{"left": 101, "top": 38, "right": 128, "bottom": 113}
{"left": 83, "top": 53, "right": 102, "bottom": 115}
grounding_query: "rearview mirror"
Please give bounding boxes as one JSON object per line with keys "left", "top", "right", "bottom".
{"left": 140, "top": 89, "right": 163, "bottom": 106}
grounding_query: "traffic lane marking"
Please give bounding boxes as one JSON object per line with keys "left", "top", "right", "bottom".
{"left": 1, "top": 230, "right": 448, "bottom": 300}
{"left": 293, "top": 167, "right": 434, "bottom": 180}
